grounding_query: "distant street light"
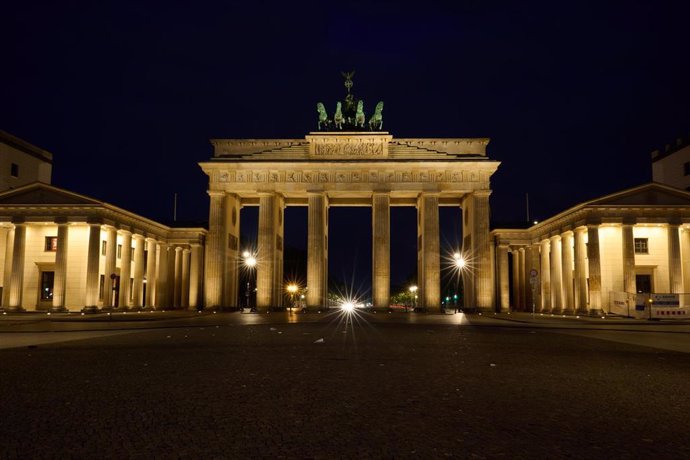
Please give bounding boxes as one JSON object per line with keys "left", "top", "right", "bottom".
{"left": 287, "top": 283, "right": 298, "bottom": 312}
{"left": 409, "top": 285, "right": 418, "bottom": 311}
{"left": 243, "top": 250, "right": 257, "bottom": 312}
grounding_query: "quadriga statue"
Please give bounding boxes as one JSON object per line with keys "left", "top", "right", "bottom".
{"left": 334, "top": 102, "right": 344, "bottom": 129}
{"left": 355, "top": 100, "right": 365, "bottom": 128}
{"left": 316, "top": 102, "right": 329, "bottom": 130}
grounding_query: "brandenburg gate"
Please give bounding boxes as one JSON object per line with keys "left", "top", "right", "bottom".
{"left": 199, "top": 132, "right": 500, "bottom": 312}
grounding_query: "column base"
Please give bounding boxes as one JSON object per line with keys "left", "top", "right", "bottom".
{"left": 49, "top": 306, "right": 68, "bottom": 313}
{"left": 575, "top": 308, "right": 589, "bottom": 315}
{"left": 588, "top": 308, "right": 604, "bottom": 317}
{"left": 1, "top": 306, "right": 25, "bottom": 313}
{"left": 562, "top": 308, "right": 575, "bottom": 315}
{"left": 551, "top": 307, "right": 563, "bottom": 315}
{"left": 81, "top": 306, "right": 99, "bottom": 314}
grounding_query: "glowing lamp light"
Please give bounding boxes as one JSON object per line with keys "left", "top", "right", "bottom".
{"left": 453, "top": 252, "right": 466, "bottom": 269}
{"left": 245, "top": 256, "right": 257, "bottom": 268}
{"left": 242, "top": 251, "right": 251, "bottom": 258}
{"left": 287, "top": 284, "right": 298, "bottom": 294}
{"left": 341, "top": 302, "right": 355, "bottom": 312}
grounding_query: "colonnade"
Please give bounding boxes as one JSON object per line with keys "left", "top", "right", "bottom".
{"left": 204, "top": 190, "right": 494, "bottom": 312}
{"left": 1, "top": 220, "right": 203, "bottom": 312}
{"left": 497, "top": 222, "right": 688, "bottom": 316}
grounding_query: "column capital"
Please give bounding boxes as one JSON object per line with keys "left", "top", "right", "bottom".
{"left": 118, "top": 229, "right": 132, "bottom": 236}
{"left": 518, "top": 247, "right": 525, "bottom": 253}
{"left": 561, "top": 229, "right": 574, "bottom": 238}
{"left": 132, "top": 233, "right": 145, "bottom": 241}
{"left": 549, "top": 234, "right": 562, "bottom": 242}
{"left": 574, "top": 225, "right": 587, "bottom": 235}
{"left": 208, "top": 190, "right": 225, "bottom": 198}
{"left": 471, "top": 190, "right": 492, "bottom": 198}
{"left": 174, "top": 246, "right": 183, "bottom": 253}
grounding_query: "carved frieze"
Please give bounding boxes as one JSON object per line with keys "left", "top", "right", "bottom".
{"left": 218, "top": 169, "right": 487, "bottom": 184}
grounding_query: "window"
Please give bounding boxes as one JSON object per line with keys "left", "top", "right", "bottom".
{"left": 101, "top": 241, "right": 107, "bottom": 256}
{"left": 634, "top": 238, "right": 649, "bottom": 254}
{"left": 10, "top": 163, "right": 19, "bottom": 178}
{"left": 117, "top": 244, "right": 122, "bottom": 259}
{"left": 44, "top": 236, "right": 58, "bottom": 252}
{"left": 684, "top": 161, "right": 690, "bottom": 176}
{"left": 41, "top": 271, "right": 55, "bottom": 300}
{"left": 99, "top": 274, "right": 105, "bottom": 300}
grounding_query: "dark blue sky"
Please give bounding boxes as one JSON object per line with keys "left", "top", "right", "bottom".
{"left": 3, "top": 1, "right": 690, "bottom": 291}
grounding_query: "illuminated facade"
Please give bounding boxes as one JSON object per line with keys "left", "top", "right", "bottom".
{"left": 0, "top": 183, "right": 206, "bottom": 312}
{"left": 199, "top": 132, "right": 500, "bottom": 312}
{"left": 492, "top": 183, "right": 690, "bottom": 315}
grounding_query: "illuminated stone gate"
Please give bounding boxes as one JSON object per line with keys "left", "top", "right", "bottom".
{"left": 199, "top": 132, "right": 500, "bottom": 312}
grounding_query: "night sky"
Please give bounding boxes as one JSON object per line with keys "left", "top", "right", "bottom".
{"left": 3, "top": 1, "right": 690, "bottom": 294}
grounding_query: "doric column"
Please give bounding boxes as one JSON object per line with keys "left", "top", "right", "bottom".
{"left": 102, "top": 227, "right": 117, "bottom": 308}
{"left": 561, "top": 231, "right": 574, "bottom": 314}
{"left": 181, "top": 248, "right": 190, "bottom": 309}
{"left": 131, "top": 234, "right": 145, "bottom": 308}
{"left": 529, "top": 243, "right": 541, "bottom": 311}
{"left": 539, "top": 239, "right": 551, "bottom": 312}
{"left": 307, "top": 192, "right": 328, "bottom": 309}
{"left": 549, "top": 235, "right": 563, "bottom": 314}
{"left": 223, "top": 193, "right": 241, "bottom": 308}
{"left": 668, "top": 223, "right": 683, "bottom": 294}
{"left": 587, "top": 224, "right": 603, "bottom": 316}
{"left": 173, "top": 246, "right": 182, "bottom": 308}
{"left": 189, "top": 243, "right": 202, "bottom": 309}
{"left": 144, "top": 238, "right": 157, "bottom": 308}
{"left": 497, "top": 244, "right": 510, "bottom": 312}
{"left": 682, "top": 228, "right": 690, "bottom": 293}
{"left": 621, "top": 223, "right": 636, "bottom": 294}
{"left": 51, "top": 221, "right": 69, "bottom": 312}
{"left": 155, "top": 242, "right": 168, "bottom": 308}
{"left": 466, "top": 191, "right": 492, "bottom": 311}
{"left": 118, "top": 230, "right": 132, "bottom": 309}
{"left": 8, "top": 222, "right": 26, "bottom": 311}
{"left": 518, "top": 248, "right": 526, "bottom": 310}
{"left": 573, "top": 227, "right": 588, "bottom": 315}
{"left": 204, "top": 191, "right": 225, "bottom": 308}
{"left": 257, "top": 192, "right": 284, "bottom": 310}
{"left": 418, "top": 193, "right": 440, "bottom": 311}
{"left": 2, "top": 228, "right": 15, "bottom": 308}
{"left": 511, "top": 249, "right": 520, "bottom": 310}
{"left": 524, "top": 244, "right": 534, "bottom": 312}
{"left": 372, "top": 193, "right": 390, "bottom": 310}
{"left": 84, "top": 224, "right": 102, "bottom": 309}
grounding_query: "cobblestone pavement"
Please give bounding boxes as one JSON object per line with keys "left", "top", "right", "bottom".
{"left": 1, "top": 311, "right": 690, "bottom": 458}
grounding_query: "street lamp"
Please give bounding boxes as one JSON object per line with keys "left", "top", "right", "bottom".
{"left": 287, "top": 283, "right": 298, "bottom": 312}
{"left": 243, "top": 250, "right": 257, "bottom": 312}
{"left": 409, "top": 285, "right": 418, "bottom": 312}
{"left": 453, "top": 252, "right": 466, "bottom": 269}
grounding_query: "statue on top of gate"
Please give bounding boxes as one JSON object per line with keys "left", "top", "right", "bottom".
{"left": 315, "top": 71, "right": 384, "bottom": 132}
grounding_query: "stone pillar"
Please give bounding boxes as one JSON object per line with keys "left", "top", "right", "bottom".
{"left": 102, "top": 227, "right": 117, "bottom": 309}
{"left": 497, "top": 244, "right": 510, "bottom": 312}
{"left": 144, "top": 238, "right": 157, "bottom": 308}
{"left": 118, "top": 231, "right": 132, "bottom": 309}
{"left": 173, "top": 246, "right": 182, "bottom": 308}
{"left": 51, "top": 221, "right": 69, "bottom": 312}
{"left": 372, "top": 193, "right": 390, "bottom": 311}
{"left": 223, "top": 193, "right": 241, "bottom": 308}
{"left": 621, "top": 223, "right": 636, "bottom": 295}
{"left": 155, "top": 242, "right": 168, "bottom": 309}
{"left": 8, "top": 222, "right": 26, "bottom": 311}
{"left": 573, "top": 227, "right": 588, "bottom": 315}
{"left": 529, "top": 243, "right": 541, "bottom": 311}
{"left": 257, "top": 192, "right": 284, "bottom": 310}
{"left": 518, "top": 248, "right": 526, "bottom": 310}
{"left": 2, "top": 228, "right": 15, "bottom": 308}
{"left": 511, "top": 249, "right": 519, "bottom": 310}
{"left": 418, "top": 193, "right": 440, "bottom": 311}
{"left": 561, "top": 231, "right": 574, "bottom": 314}
{"left": 189, "top": 243, "right": 202, "bottom": 309}
{"left": 587, "top": 224, "right": 603, "bottom": 316}
{"left": 205, "top": 191, "right": 225, "bottom": 308}
{"left": 682, "top": 228, "right": 690, "bottom": 293}
{"left": 668, "top": 224, "right": 683, "bottom": 294}
{"left": 83, "top": 224, "right": 102, "bottom": 309}
{"left": 181, "top": 248, "right": 190, "bottom": 309}
{"left": 131, "top": 235, "right": 145, "bottom": 308}
{"left": 539, "top": 239, "right": 551, "bottom": 312}
{"left": 469, "top": 191, "right": 492, "bottom": 311}
{"left": 307, "top": 192, "right": 328, "bottom": 309}
{"left": 549, "top": 235, "right": 563, "bottom": 314}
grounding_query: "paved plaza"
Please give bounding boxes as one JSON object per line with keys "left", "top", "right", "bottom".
{"left": 1, "top": 311, "right": 690, "bottom": 458}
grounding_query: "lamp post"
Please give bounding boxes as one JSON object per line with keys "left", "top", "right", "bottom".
{"left": 453, "top": 251, "right": 466, "bottom": 312}
{"left": 409, "top": 285, "right": 418, "bottom": 312}
{"left": 242, "top": 250, "right": 257, "bottom": 312}
{"left": 287, "top": 284, "right": 298, "bottom": 312}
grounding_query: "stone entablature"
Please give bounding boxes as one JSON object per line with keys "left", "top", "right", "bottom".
{"left": 210, "top": 133, "right": 490, "bottom": 159}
